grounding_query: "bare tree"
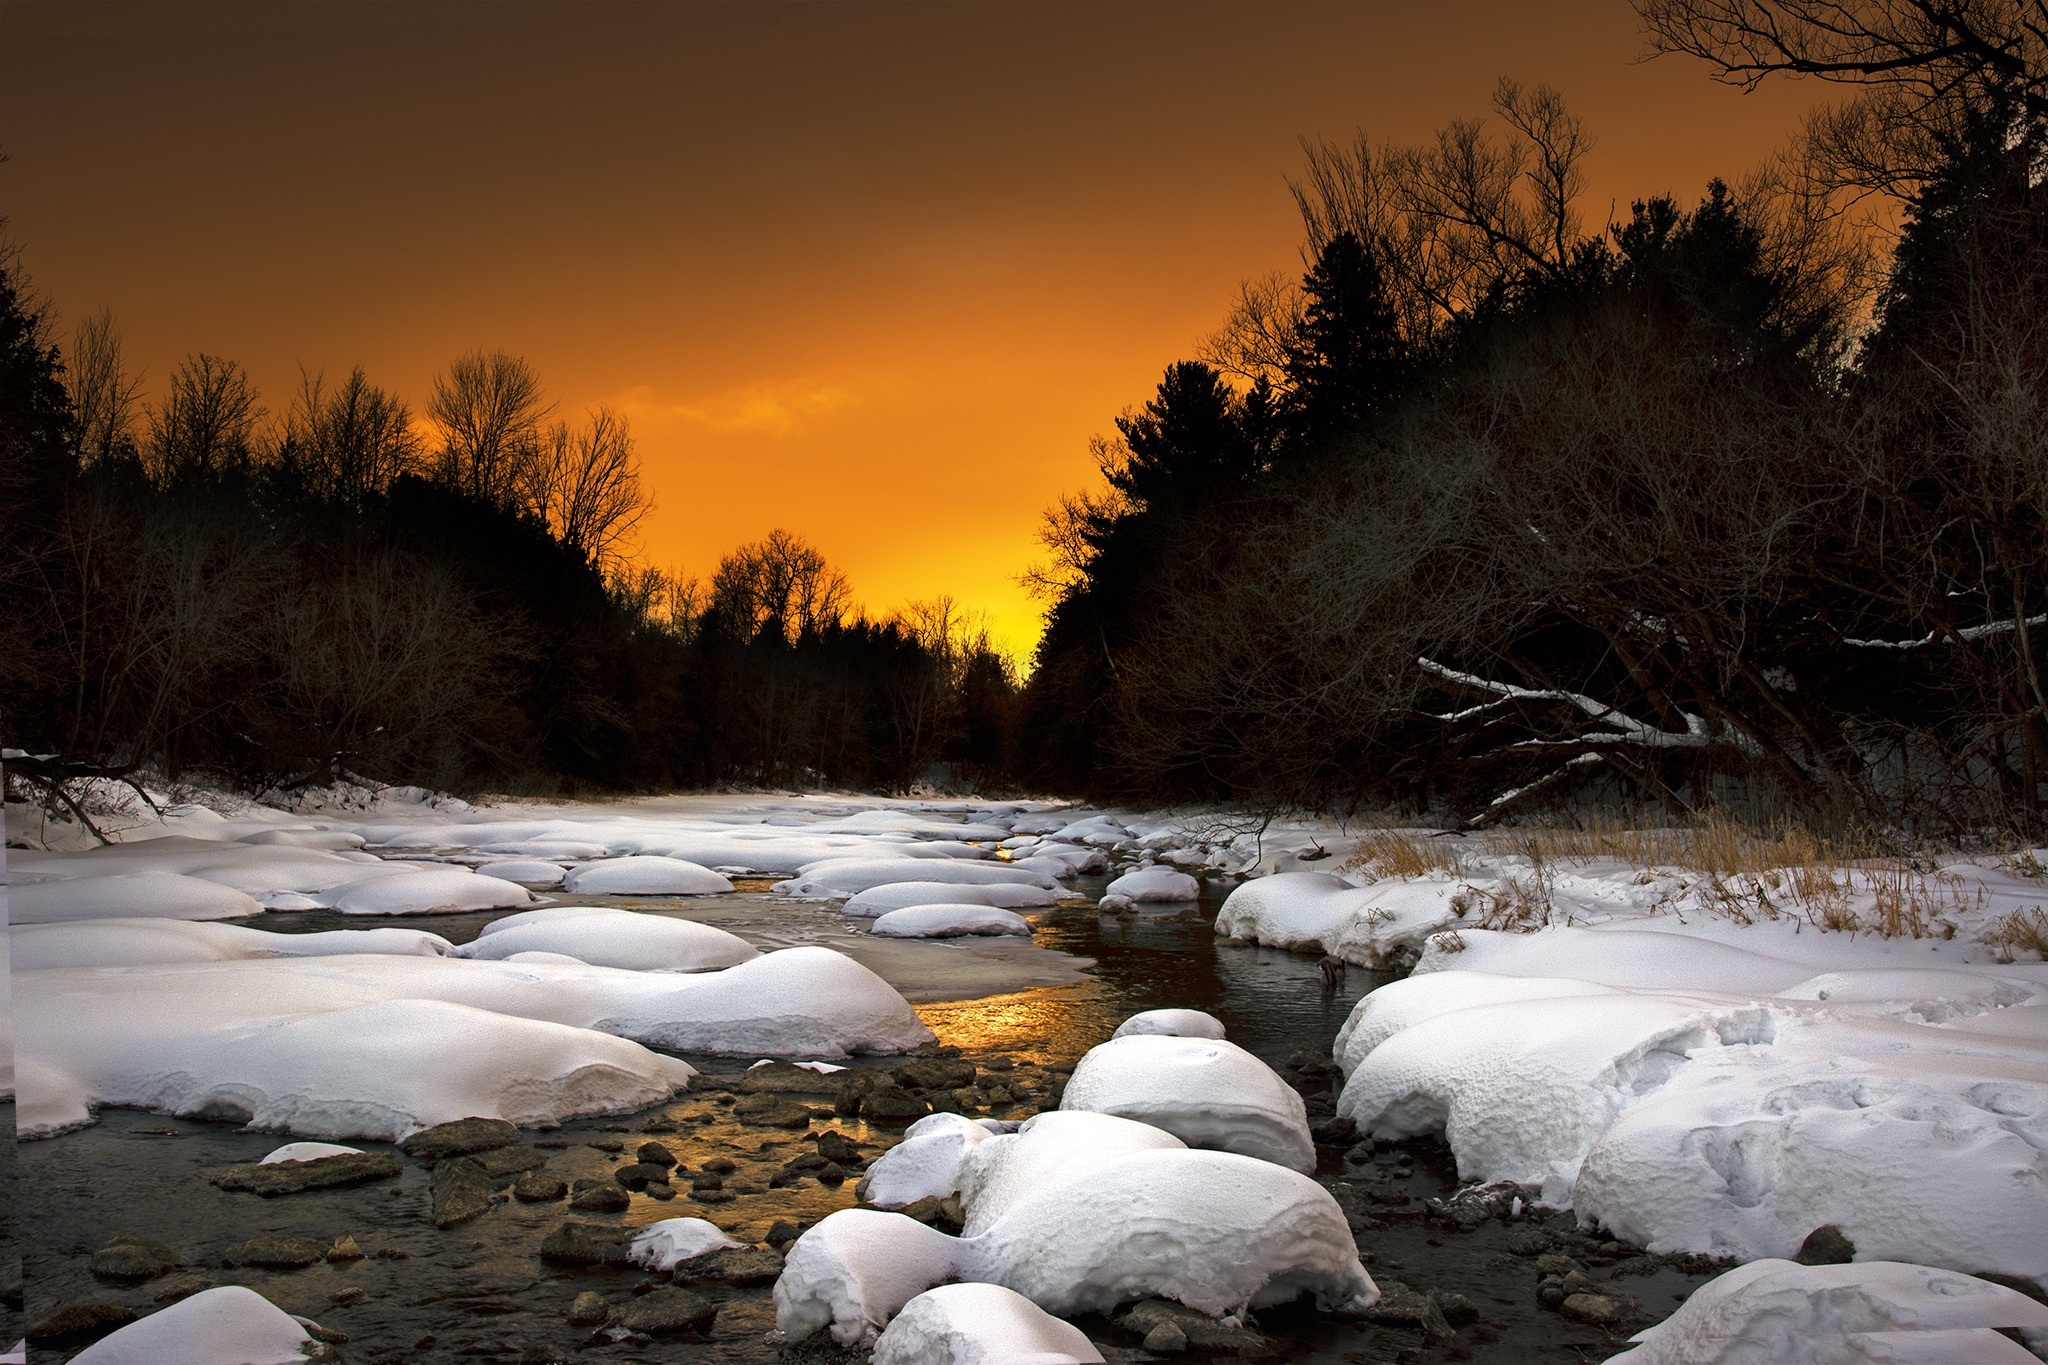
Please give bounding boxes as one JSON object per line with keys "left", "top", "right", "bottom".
{"left": 68, "top": 306, "right": 143, "bottom": 467}
{"left": 708, "top": 529, "right": 852, "bottom": 642}
{"left": 523, "top": 406, "right": 647, "bottom": 571}
{"left": 280, "top": 365, "right": 423, "bottom": 504}
{"left": 426, "top": 349, "right": 549, "bottom": 507}
{"left": 144, "top": 354, "right": 264, "bottom": 484}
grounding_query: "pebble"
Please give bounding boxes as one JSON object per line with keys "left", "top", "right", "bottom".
{"left": 1560, "top": 1291, "right": 1632, "bottom": 1325}
{"left": 568, "top": 1291, "right": 609, "bottom": 1325}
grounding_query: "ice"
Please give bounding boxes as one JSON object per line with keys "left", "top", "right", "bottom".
{"left": 842, "top": 881, "right": 1060, "bottom": 917}
{"left": 628, "top": 1217, "right": 744, "bottom": 1271}
{"left": 11, "top": 919, "right": 455, "bottom": 970}
{"left": 472, "top": 858, "right": 568, "bottom": 887}
{"left": 859, "top": 1112, "right": 995, "bottom": 1207}
{"left": 561, "top": 855, "right": 734, "bottom": 896}
{"left": 871, "top": 1283, "right": 1105, "bottom": 1365}
{"left": 67, "top": 1285, "right": 316, "bottom": 1365}
{"left": 774, "top": 1207, "right": 966, "bottom": 1345}
{"left": 454, "top": 907, "right": 759, "bottom": 972}
{"left": 869, "top": 905, "right": 1033, "bottom": 939}
{"left": 1059, "top": 1034, "right": 1315, "bottom": 1173}
{"left": 1103, "top": 866, "right": 1201, "bottom": 903}
{"left": 774, "top": 858, "right": 1059, "bottom": 898}
{"left": 329, "top": 866, "right": 533, "bottom": 915}
{"left": 1112, "top": 1008, "right": 1226, "bottom": 1040}
{"left": 1607, "top": 1259, "right": 2048, "bottom": 1364}
{"left": 258, "top": 1141, "right": 362, "bottom": 1163}
{"left": 9, "top": 872, "right": 262, "bottom": 924}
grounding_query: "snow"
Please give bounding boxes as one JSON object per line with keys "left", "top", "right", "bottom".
{"left": 1103, "top": 865, "right": 1201, "bottom": 903}
{"left": 1112, "top": 1008, "right": 1226, "bottom": 1040}
{"left": 871, "top": 1284, "right": 1105, "bottom": 1365}
{"left": 1060, "top": 1034, "right": 1315, "bottom": 1173}
{"left": 841, "top": 881, "right": 1060, "bottom": 917}
{"left": 8, "top": 872, "right": 262, "bottom": 924}
{"left": 11, "top": 919, "right": 454, "bottom": 970}
{"left": 454, "top": 906, "right": 758, "bottom": 972}
{"left": 561, "top": 855, "right": 734, "bottom": 896}
{"left": 1607, "top": 1259, "right": 2048, "bottom": 1364}
{"left": 774, "top": 858, "right": 1058, "bottom": 898}
{"left": 859, "top": 1112, "right": 995, "bottom": 1208}
{"left": 472, "top": 858, "right": 568, "bottom": 886}
{"left": 67, "top": 1286, "right": 315, "bottom": 1365}
{"left": 956, "top": 1111, "right": 1187, "bottom": 1235}
{"left": 869, "top": 905, "right": 1033, "bottom": 939}
{"left": 628, "top": 1218, "right": 744, "bottom": 1271}
{"left": 774, "top": 1207, "right": 966, "bottom": 1345}
{"left": 329, "top": 866, "right": 533, "bottom": 915}
{"left": 258, "top": 1141, "right": 362, "bottom": 1164}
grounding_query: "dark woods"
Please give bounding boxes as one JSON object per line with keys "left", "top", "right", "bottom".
{"left": 0, "top": 310, "right": 1019, "bottom": 797}
{"left": 1020, "top": 11, "right": 2048, "bottom": 838}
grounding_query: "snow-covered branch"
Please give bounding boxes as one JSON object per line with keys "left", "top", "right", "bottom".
{"left": 1842, "top": 613, "right": 2048, "bottom": 650}
{"left": 1417, "top": 656, "right": 1727, "bottom": 751}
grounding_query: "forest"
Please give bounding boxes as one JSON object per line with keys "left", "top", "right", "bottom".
{"left": 6, "top": 0, "right": 2047, "bottom": 838}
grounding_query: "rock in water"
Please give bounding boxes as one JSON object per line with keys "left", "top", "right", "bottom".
{"left": 514, "top": 1172, "right": 566, "bottom": 1202}
{"left": 221, "top": 1236, "right": 327, "bottom": 1269}
{"left": 1117, "top": 1300, "right": 1267, "bottom": 1354}
{"left": 429, "top": 1157, "right": 493, "bottom": 1228}
{"left": 213, "top": 1151, "right": 401, "bottom": 1197}
{"left": 569, "top": 1179, "right": 631, "bottom": 1212}
{"left": 90, "top": 1237, "right": 186, "bottom": 1282}
{"left": 670, "top": 1246, "right": 784, "bottom": 1285}
{"left": 1361, "top": 1280, "right": 1453, "bottom": 1339}
{"left": 618, "top": 1286, "right": 716, "bottom": 1334}
{"left": 27, "top": 1301, "right": 137, "bottom": 1342}
{"left": 399, "top": 1117, "right": 518, "bottom": 1160}
{"left": 567, "top": 1292, "right": 608, "bottom": 1326}
{"left": 539, "top": 1224, "right": 634, "bottom": 1266}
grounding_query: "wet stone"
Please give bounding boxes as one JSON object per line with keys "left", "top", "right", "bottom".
{"left": 513, "top": 1171, "right": 567, "bottom": 1202}
{"left": 468, "top": 1145, "right": 548, "bottom": 1179}
{"left": 814, "top": 1131, "right": 861, "bottom": 1163}
{"left": 329, "top": 1287, "right": 366, "bottom": 1307}
{"left": 431, "top": 1156, "right": 494, "bottom": 1228}
{"left": 635, "top": 1142, "right": 676, "bottom": 1168}
{"left": 1361, "top": 1280, "right": 1453, "bottom": 1339}
{"left": 568, "top": 1291, "right": 609, "bottom": 1326}
{"left": 618, "top": 1286, "right": 716, "bottom": 1334}
{"left": 765, "top": 1220, "right": 803, "bottom": 1247}
{"left": 213, "top": 1150, "right": 402, "bottom": 1197}
{"left": 1795, "top": 1224, "right": 1857, "bottom": 1266}
{"left": 151, "top": 1274, "right": 216, "bottom": 1303}
{"left": 891, "top": 1058, "right": 977, "bottom": 1091}
{"left": 27, "top": 1301, "right": 137, "bottom": 1342}
{"left": 1118, "top": 1299, "right": 1268, "bottom": 1354}
{"left": 858, "top": 1085, "right": 930, "bottom": 1124}
{"left": 702, "top": 1157, "right": 737, "bottom": 1174}
{"left": 670, "top": 1246, "right": 784, "bottom": 1286}
{"left": 539, "top": 1223, "right": 634, "bottom": 1266}
{"left": 1560, "top": 1291, "right": 1634, "bottom": 1326}
{"left": 223, "top": 1234, "right": 328, "bottom": 1269}
{"left": 1506, "top": 1225, "right": 1555, "bottom": 1256}
{"left": 569, "top": 1179, "right": 631, "bottom": 1212}
{"left": 731, "top": 1094, "right": 813, "bottom": 1129}
{"left": 1143, "top": 1320, "right": 1188, "bottom": 1352}
{"left": 90, "top": 1236, "right": 186, "bottom": 1282}
{"left": 400, "top": 1117, "right": 520, "bottom": 1160}
{"left": 611, "top": 1163, "right": 671, "bottom": 1191}
{"left": 326, "top": 1235, "right": 365, "bottom": 1262}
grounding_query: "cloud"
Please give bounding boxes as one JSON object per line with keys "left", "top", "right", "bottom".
{"left": 629, "top": 376, "right": 865, "bottom": 437}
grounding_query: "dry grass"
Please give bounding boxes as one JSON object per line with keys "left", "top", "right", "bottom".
{"left": 1989, "top": 906, "right": 2048, "bottom": 962}
{"left": 1342, "top": 828, "right": 1469, "bottom": 880}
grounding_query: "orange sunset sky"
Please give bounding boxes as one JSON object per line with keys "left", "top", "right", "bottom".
{"left": 3, "top": 1, "right": 1820, "bottom": 659}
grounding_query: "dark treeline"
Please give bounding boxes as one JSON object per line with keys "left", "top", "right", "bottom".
{"left": 1, "top": 305, "right": 1019, "bottom": 797}
{"left": 1020, "top": 5, "right": 2048, "bottom": 835}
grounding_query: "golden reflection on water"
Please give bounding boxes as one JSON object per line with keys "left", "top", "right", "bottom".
{"left": 914, "top": 981, "right": 1124, "bottom": 1068}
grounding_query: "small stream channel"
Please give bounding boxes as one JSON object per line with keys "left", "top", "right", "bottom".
{"left": 18, "top": 883, "right": 1727, "bottom": 1363}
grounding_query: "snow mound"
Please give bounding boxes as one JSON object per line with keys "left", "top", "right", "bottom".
{"left": 330, "top": 866, "right": 532, "bottom": 915}
{"left": 1214, "top": 872, "right": 1363, "bottom": 949}
{"left": 11, "top": 919, "right": 454, "bottom": 970}
{"left": 628, "top": 1218, "right": 744, "bottom": 1271}
{"left": 969, "top": 1148, "right": 1377, "bottom": 1317}
{"left": 958, "top": 1110, "right": 1187, "bottom": 1235}
{"left": 259, "top": 1141, "right": 363, "bottom": 1164}
{"left": 1607, "top": 1259, "right": 2048, "bottom": 1364}
{"left": 454, "top": 907, "right": 758, "bottom": 972}
{"left": 870, "top": 905, "right": 1033, "bottom": 939}
{"left": 1333, "top": 971, "right": 1623, "bottom": 1076}
{"left": 774, "top": 1207, "right": 965, "bottom": 1345}
{"left": 1103, "top": 866, "right": 1201, "bottom": 903}
{"left": 598, "top": 946, "right": 937, "bottom": 1057}
{"left": 68, "top": 1286, "right": 314, "bottom": 1365}
{"left": 9, "top": 872, "right": 262, "bottom": 924}
{"left": 1412, "top": 925, "right": 1821, "bottom": 995}
{"left": 776, "top": 858, "right": 1057, "bottom": 898}
{"left": 1060, "top": 1034, "right": 1314, "bottom": 1173}
{"left": 562, "top": 855, "right": 734, "bottom": 896}
{"left": 1213, "top": 871, "right": 1471, "bottom": 964}
{"left": 19, "top": 994, "right": 695, "bottom": 1140}
{"left": 841, "top": 881, "right": 1059, "bottom": 917}
{"left": 1112, "top": 1008, "right": 1226, "bottom": 1040}
{"left": 872, "top": 1283, "right": 1104, "bottom": 1365}
{"left": 472, "top": 859, "right": 568, "bottom": 887}
{"left": 859, "top": 1112, "right": 996, "bottom": 1207}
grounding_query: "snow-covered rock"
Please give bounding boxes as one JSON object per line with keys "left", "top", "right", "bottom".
{"left": 628, "top": 1218, "right": 744, "bottom": 1271}
{"left": 1607, "top": 1259, "right": 2048, "bottom": 1364}
{"left": 454, "top": 906, "right": 758, "bottom": 972}
{"left": 1112, "top": 1008, "right": 1226, "bottom": 1040}
{"left": 842, "top": 881, "right": 1060, "bottom": 917}
{"left": 1103, "top": 866, "right": 1201, "bottom": 903}
{"left": 871, "top": 1284, "right": 1104, "bottom": 1365}
{"left": 774, "top": 1207, "right": 965, "bottom": 1345}
{"left": 9, "top": 872, "right": 262, "bottom": 924}
{"left": 561, "top": 855, "right": 734, "bottom": 896}
{"left": 957, "top": 1110, "right": 1188, "bottom": 1235}
{"left": 68, "top": 1286, "right": 316, "bottom": 1365}
{"left": 10, "top": 919, "right": 455, "bottom": 970}
{"left": 870, "top": 905, "right": 1033, "bottom": 939}
{"left": 258, "top": 1141, "right": 362, "bottom": 1164}
{"left": 1060, "top": 1034, "right": 1314, "bottom": 1173}
{"left": 472, "top": 859, "right": 568, "bottom": 887}
{"left": 776, "top": 858, "right": 1057, "bottom": 898}
{"left": 859, "top": 1112, "right": 997, "bottom": 1207}
{"left": 329, "top": 866, "right": 532, "bottom": 915}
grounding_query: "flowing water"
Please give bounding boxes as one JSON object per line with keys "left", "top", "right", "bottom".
{"left": 18, "top": 885, "right": 1725, "bottom": 1363}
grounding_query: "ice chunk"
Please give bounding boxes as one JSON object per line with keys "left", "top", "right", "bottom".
{"left": 68, "top": 1285, "right": 314, "bottom": 1365}
{"left": 871, "top": 1283, "right": 1104, "bottom": 1365}
{"left": 9, "top": 872, "right": 261, "bottom": 924}
{"left": 629, "top": 1218, "right": 744, "bottom": 1271}
{"left": 1060, "top": 1034, "right": 1314, "bottom": 1173}
{"left": 1112, "top": 1008, "right": 1226, "bottom": 1040}
{"left": 455, "top": 907, "right": 758, "bottom": 972}
{"left": 1103, "top": 866, "right": 1201, "bottom": 903}
{"left": 329, "top": 866, "right": 532, "bottom": 915}
{"left": 258, "top": 1141, "right": 362, "bottom": 1164}
{"left": 1607, "top": 1259, "right": 2048, "bottom": 1364}
{"left": 774, "top": 1207, "right": 965, "bottom": 1345}
{"left": 562, "top": 855, "right": 734, "bottom": 896}
{"left": 869, "top": 905, "right": 1032, "bottom": 939}
{"left": 841, "top": 881, "right": 1060, "bottom": 917}
{"left": 776, "top": 858, "right": 1057, "bottom": 898}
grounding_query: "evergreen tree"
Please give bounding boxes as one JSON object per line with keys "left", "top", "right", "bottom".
{"left": 1281, "top": 230, "right": 1406, "bottom": 452}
